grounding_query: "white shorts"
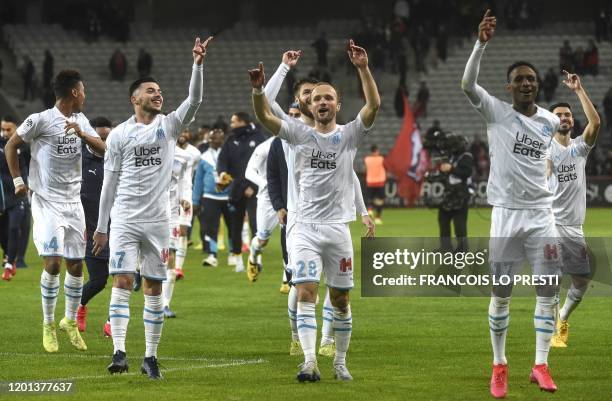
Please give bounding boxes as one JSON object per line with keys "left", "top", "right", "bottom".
{"left": 256, "top": 196, "right": 278, "bottom": 240}
{"left": 489, "top": 207, "right": 561, "bottom": 277}
{"left": 109, "top": 221, "right": 169, "bottom": 281}
{"left": 290, "top": 222, "right": 354, "bottom": 290}
{"left": 178, "top": 202, "right": 193, "bottom": 227}
{"left": 31, "top": 193, "right": 86, "bottom": 259}
{"left": 556, "top": 224, "right": 590, "bottom": 276}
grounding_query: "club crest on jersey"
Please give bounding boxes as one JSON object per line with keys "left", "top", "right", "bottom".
{"left": 331, "top": 133, "right": 341, "bottom": 145}
{"left": 571, "top": 147, "right": 577, "bottom": 158}
{"left": 25, "top": 118, "right": 33, "bottom": 128}
{"left": 156, "top": 127, "right": 166, "bottom": 140}
{"left": 541, "top": 125, "right": 552, "bottom": 137}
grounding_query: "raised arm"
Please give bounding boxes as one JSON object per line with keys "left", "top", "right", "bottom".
{"left": 461, "top": 10, "right": 496, "bottom": 106}
{"left": 347, "top": 40, "right": 380, "bottom": 128}
{"left": 250, "top": 62, "right": 282, "bottom": 135}
{"left": 174, "top": 37, "right": 213, "bottom": 128}
{"left": 265, "top": 50, "right": 302, "bottom": 120}
{"left": 562, "top": 71, "right": 601, "bottom": 146}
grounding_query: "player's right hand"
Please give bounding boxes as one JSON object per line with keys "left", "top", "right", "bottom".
{"left": 216, "top": 172, "right": 233, "bottom": 191}
{"left": 248, "top": 62, "right": 265, "bottom": 89}
{"left": 282, "top": 50, "right": 302, "bottom": 68}
{"left": 478, "top": 9, "right": 496, "bottom": 43}
{"left": 362, "top": 215, "right": 375, "bottom": 238}
{"left": 14, "top": 184, "right": 28, "bottom": 197}
{"left": 92, "top": 231, "right": 108, "bottom": 256}
{"left": 277, "top": 208, "right": 287, "bottom": 225}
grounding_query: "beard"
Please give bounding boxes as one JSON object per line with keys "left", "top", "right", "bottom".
{"left": 299, "top": 100, "right": 314, "bottom": 119}
{"left": 558, "top": 126, "right": 572, "bottom": 135}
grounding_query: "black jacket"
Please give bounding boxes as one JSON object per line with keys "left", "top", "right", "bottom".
{"left": 266, "top": 137, "right": 288, "bottom": 212}
{"left": 81, "top": 144, "right": 109, "bottom": 259}
{"left": 0, "top": 136, "right": 29, "bottom": 211}
{"left": 217, "top": 124, "right": 267, "bottom": 203}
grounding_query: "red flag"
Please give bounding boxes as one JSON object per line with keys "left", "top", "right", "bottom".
{"left": 383, "top": 92, "right": 429, "bottom": 207}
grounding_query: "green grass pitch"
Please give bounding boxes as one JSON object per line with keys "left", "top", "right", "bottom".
{"left": 1, "top": 208, "right": 611, "bottom": 400}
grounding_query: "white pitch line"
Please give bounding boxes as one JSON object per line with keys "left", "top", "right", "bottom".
{"left": 0, "top": 352, "right": 252, "bottom": 363}
{"left": 11, "top": 359, "right": 267, "bottom": 382}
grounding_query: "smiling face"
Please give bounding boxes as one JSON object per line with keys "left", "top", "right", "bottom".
{"left": 309, "top": 84, "right": 340, "bottom": 125}
{"left": 553, "top": 106, "right": 573, "bottom": 135}
{"left": 296, "top": 82, "right": 316, "bottom": 119}
{"left": 507, "top": 65, "right": 539, "bottom": 106}
{"left": 132, "top": 82, "right": 163, "bottom": 115}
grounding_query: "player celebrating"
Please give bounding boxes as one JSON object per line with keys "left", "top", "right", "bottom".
{"left": 547, "top": 71, "right": 600, "bottom": 348}
{"left": 249, "top": 39, "right": 380, "bottom": 382}
{"left": 264, "top": 51, "right": 374, "bottom": 358}
{"left": 462, "top": 11, "right": 561, "bottom": 397}
{"left": 93, "top": 37, "right": 211, "bottom": 379}
{"left": 5, "top": 70, "right": 105, "bottom": 353}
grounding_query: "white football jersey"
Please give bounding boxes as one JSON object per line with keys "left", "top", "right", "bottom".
{"left": 548, "top": 136, "right": 591, "bottom": 226}
{"left": 279, "top": 115, "right": 370, "bottom": 224}
{"left": 104, "top": 112, "right": 186, "bottom": 223}
{"left": 245, "top": 137, "right": 274, "bottom": 201}
{"left": 468, "top": 89, "right": 560, "bottom": 208}
{"left": 16, "top": 107, "right": 99, "bottom": 203}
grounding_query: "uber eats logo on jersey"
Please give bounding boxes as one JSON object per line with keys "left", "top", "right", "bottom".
{"left": 557, "top": 163, "right": 577, "bottom": 182}
{"left": 310, "top": 149, "right": 337, "bottom": 169}
{"left": 134, "top": 146, "right": 162, "bottom": 166}
{"left": 57, "top": 136, "right": 79, "bottom": 154}
{"left": 513, "top": 132, "right": 544, "bottom": 159}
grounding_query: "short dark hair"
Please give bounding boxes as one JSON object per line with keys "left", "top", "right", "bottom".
{"left": 506, "top": 61, "right": 539, "bottom": 82}
{"left": 549, "top": 102, "right": 572, "bottom": 113}
{"left": 232, "top": 111, "right": 251, "bottom": 125}
{"left": 293, "top": 77, "right": 319, "bottom": 95}
{"left": 53, "top": 70, "right": 82, "bottom": 98}
{"left": 90, "top": 116, "right": 112, "bottom": 128}
{"left": 1, "top": 115, "right": 17, "bottom": 124}
{"left": 370, "top": 145, "right": 379, "bottom": 152}
{"left": 129, "top": 77, "right": 159, "bottom": 97}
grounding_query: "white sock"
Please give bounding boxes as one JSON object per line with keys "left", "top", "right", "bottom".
{"left": 332, "top": 305, "right": 352, "bottom": 366}
{"left": 321, "top": 290, "right": 334, "bottom": 346}
{"left": 109, "top": 287, "right": 131, "bottom": 353}
{"left": 40, "top": 270, "right": 60, "bottom": 324}
{"left": 489, "top": 296, "right": 510, "bottom": 365}
{"left": 175, "top": 236, "right": 188, "bottom": 270}
{"left": 144, "top": 294, "right": 164, "bottom": 358}
{"left": 297, "top": 301, "right": 317, "bottom": 363}
{"left": 535, "top": 296, "right": 555, "bottom": 365}
{"left": 288, "top": 286, "right": 298, "bottom": 341}
{"left": 559, "top": 285, "right": 586, "bottom": 321}
{"left": 249, "top": 236, "right": 263, "bottom": 263}
{"left": 162, "top": 269, "right": 176, "bottom": 308}
{"left": 64, "top": 272, "right": 84, "bottom": 321}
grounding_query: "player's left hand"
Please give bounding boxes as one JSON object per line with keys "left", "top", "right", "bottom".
{"left": 362, "top": 215, "right": 375, "bottom": 238}
{"left": 282, "top": 50, "right": 302, "bottom": 68}
{"left": 347, "top": 39, "right": 369, "bottom": 69}
{"left": 193, "top": 36, "right": 213, "bottom": 65}
{"left": 92, "top": 231, "right": 108, "bottom": 256}
{"left": 439, "top": 162, "right": 452, "bottom": 173}
{"left": 248, "top": 62, "right": 265, "bottom": 89}
{"left": 64, "top": 121, "right": 83, "bottom": 138}
{"left": 562, "top": 70, "right": 582, "bottom": 92}
{"left": 180, "top": 200, "right": 191, "bottom": 213}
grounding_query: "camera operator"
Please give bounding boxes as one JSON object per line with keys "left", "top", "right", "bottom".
{"left": 438, "top": 135, "right": 473, "bottom": 252}
{"left": 423, "top": 130, "right": 473, "bottom": 252}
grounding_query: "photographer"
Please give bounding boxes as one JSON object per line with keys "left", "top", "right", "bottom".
{"left": 424, "top": 130, "right": 473, "bottom": 252}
